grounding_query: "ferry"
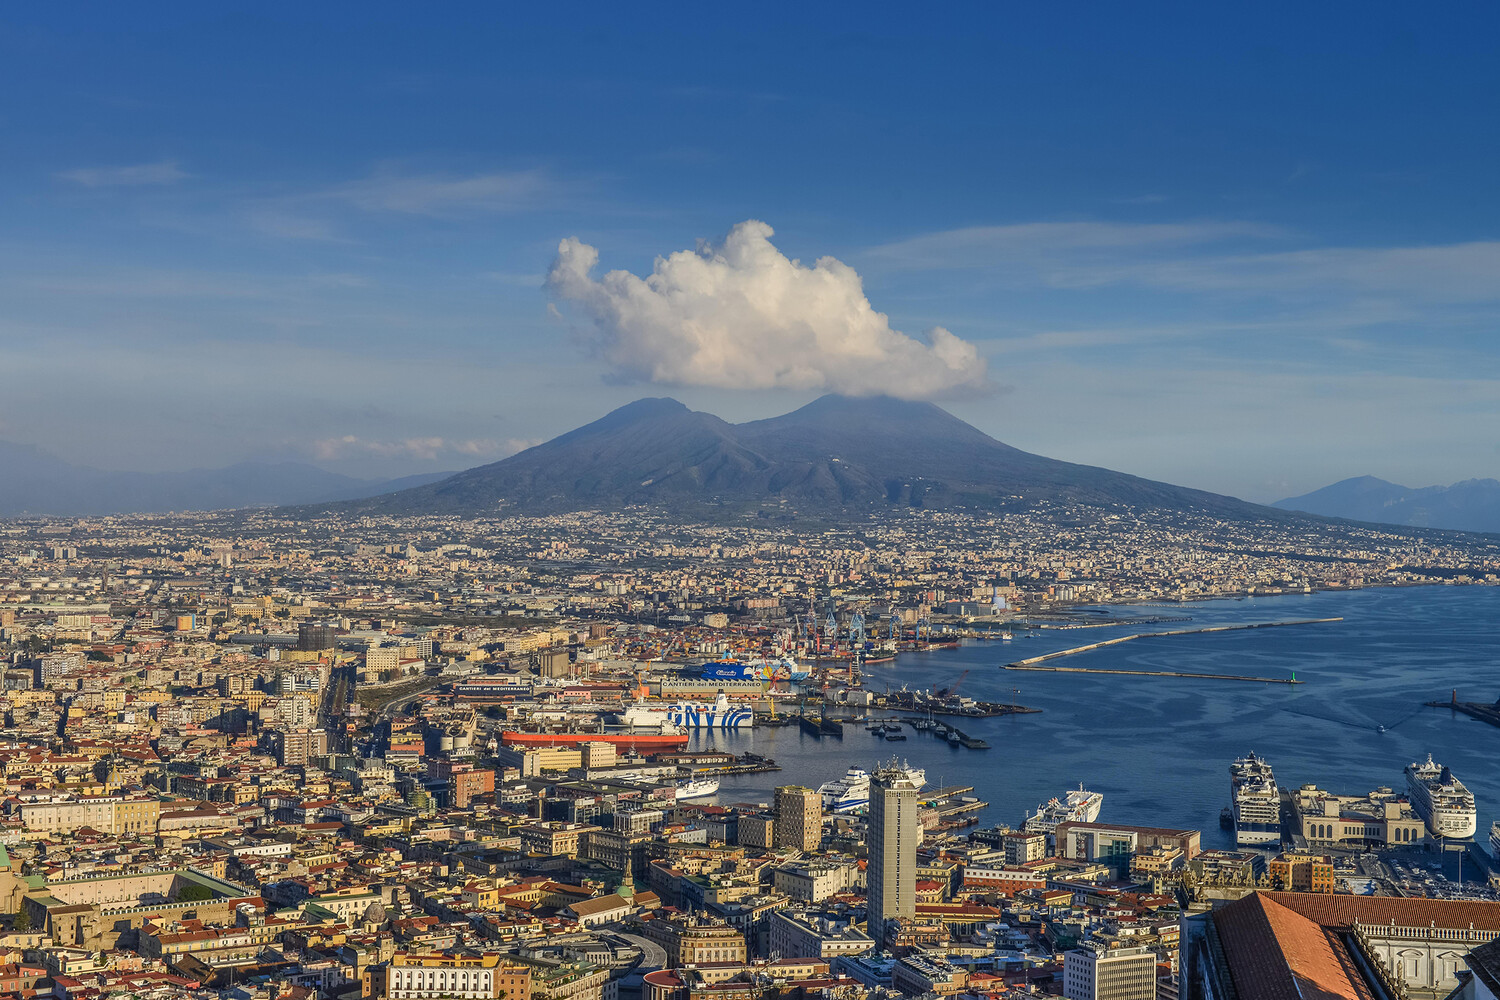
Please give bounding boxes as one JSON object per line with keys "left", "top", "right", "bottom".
{"left": 676, "top": 776, "right": 720, "bottom": 800}
{"left": 1405, "top": 754, "right": 1477, "bottom": 839}
{"left": 1230, "top": 753, "right": 1281, "bottom": 845}
{"left": 612, "top": 702, "right": 675, "bottom": 731}
{"left": 819, "top": 767, "right": 871, "bottom": 812}
{"left": 700, "top": 655, "right": 810, "bottom": 683}
{"left": 818, "top": 763, "right": 927, "bottom": 813}
{"left": 1023, "top": 784, "right": 1104, "bottom": 834}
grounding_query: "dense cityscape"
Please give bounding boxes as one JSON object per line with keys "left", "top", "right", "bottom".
{"left": 7, "top": 5, "right": 1499, "bottom": 999}
{"left": 0, "top": 507, "right": 1495, "bottom": 1000}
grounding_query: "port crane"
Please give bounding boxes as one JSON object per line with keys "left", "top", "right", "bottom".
{"left": 934, "top": 670, "right": 969, "bottom": 699}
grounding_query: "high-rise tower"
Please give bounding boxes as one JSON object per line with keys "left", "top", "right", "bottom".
{"left": 868, "top": 760, "right": 921, "bottom": 945}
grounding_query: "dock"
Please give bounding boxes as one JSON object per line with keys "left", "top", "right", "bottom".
{"left": 999, "top": 617, "right": 1340, "bottom": 682}
{"left": 1424, "top": 693, "right": 1500, "bottom": 731}
{"left": 798, "top": 714, "right": 844, "bottom": 738}
{"left": 1006, "top": 664, "right": 1302, "bottom": 684}
{"left": 919, "top": 720, "right": 990, "bottom": 749}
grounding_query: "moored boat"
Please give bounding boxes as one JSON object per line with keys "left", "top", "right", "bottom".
{"left": 1406, "top": 753, "right": 1476, "bottom": 839}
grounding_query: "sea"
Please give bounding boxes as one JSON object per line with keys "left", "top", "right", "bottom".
{"left": 687, "top": 584, "right": 1500, "bottom": 849}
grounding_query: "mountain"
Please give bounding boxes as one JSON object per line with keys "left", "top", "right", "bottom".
{"left": 0, "top": 441, "right": 453, "bottom": 516}
{"left": 1274, "top": 476, "right": 1500, "bottom": 533}
{"left": 326, "top": 394, "right": 1282, "bottom": 521}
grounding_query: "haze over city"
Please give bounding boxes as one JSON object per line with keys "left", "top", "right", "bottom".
{"left": 4, "top": 5, "right": 1500, "bottom": 502}
{"left": 9, "top": 8, "right": 1500, "bottom": 1000}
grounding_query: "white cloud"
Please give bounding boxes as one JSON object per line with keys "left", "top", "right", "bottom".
{"left": 331, "top": 169, "right": 554, "bottom": 215}
{"left": 1109, "top": 241, "right": 1500, "bottom": 302}
{"left": 311, "top": 435, "right": 510, "bottom": 462}
{"left": 57, "top": 160, "right": 188, "bottom": 187}
{"left": 546, "top": 220, "right": 991, "bottom": 400}
{"left": 866, "top": 220, "right": 1284, "bottom": 269}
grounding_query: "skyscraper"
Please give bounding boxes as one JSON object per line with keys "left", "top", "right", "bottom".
{"left": 774, "top": 785, "right": 822, "bottom": 851}
{"left": 868, "top": 760, "right": 921, "bottom": 945}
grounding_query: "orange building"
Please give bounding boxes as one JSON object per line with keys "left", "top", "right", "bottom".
{"left": 1268, "top": 852, "right": 1336, "bottom": 893}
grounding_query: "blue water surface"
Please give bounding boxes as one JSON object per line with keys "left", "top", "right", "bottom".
{"left": 689, "top": 586, "right": 1500, "bottom": 848}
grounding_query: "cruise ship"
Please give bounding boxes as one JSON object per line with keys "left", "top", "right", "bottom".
{"left": 1405, "top": 754, "right": 1477, "bottom": 839}
{"left": 1023, "top": 784, "right": 1104, "bottom": 834}
{"left": 817, "top": 763, "right": 927, "bottom": 813}
{"left": 1230, "top": 753, "right": 1281, "bottom": 845}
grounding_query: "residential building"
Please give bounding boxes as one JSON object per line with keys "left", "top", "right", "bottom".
{"left": 773, "top": 786, "right": 821, "bottom": 852}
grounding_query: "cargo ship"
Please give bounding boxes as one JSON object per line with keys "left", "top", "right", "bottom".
{"left": 1230, "top": 753, "right": 1281, "bottom": 845}
{"left": 500, "top": 730, "right": 690, "bottom": 751}
{"left": 1406, "top": 753, "right": 1476, "bottom": 839}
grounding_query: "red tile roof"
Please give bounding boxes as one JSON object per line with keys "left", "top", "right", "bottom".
{"left": 1213, "top": 893, "right": 1376, "bottom": 1000}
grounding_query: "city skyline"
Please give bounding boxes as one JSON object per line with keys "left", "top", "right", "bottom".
{"left": 3, "top": 6, "right": 1500, "bottom": 502}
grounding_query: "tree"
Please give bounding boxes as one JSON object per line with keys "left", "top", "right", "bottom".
{"left": 13, "top": 905, "right": 31, "bottom": 933}
{"left": 177, "top": 884, "right": 214, "bottom": 902}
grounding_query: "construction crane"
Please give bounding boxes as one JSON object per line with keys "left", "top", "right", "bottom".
{"left": 889, "top": 611, "right": 901, "bottom": 642}
{"left": 935, "top": 669, "right": 969, "bottom": 699}
{"left": 850, "top": 611, "right": 866, "bottom": 645}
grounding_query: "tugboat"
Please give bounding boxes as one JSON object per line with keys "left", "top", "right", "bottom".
{"left": 1220, "top": 806, "right": 1234, "bottom": 830}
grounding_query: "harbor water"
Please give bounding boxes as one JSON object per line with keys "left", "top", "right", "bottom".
{"left": 688, "top": 585, "right": 1500, "bottom": 848}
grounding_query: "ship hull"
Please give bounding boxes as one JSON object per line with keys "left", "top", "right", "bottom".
{"left": 501, "top": 731, "right": 690, "bottom": 750}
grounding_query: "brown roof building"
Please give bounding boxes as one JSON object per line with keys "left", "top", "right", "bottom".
{"left": 1184, "top": 891, "right": 1500, "bottom": 999}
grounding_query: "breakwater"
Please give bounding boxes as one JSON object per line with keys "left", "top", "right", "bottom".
{"left": 1425, "top": 695, "right": 1500, "bottom": 731}
{"left": 1005, "top": 664, "right": 1302, "bottom": 684}
{"left": 999, "top": 617, "right": 1341, "bottom": 682}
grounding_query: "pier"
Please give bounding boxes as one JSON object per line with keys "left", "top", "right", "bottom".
{"left": 1005, "top": 664, "right": 1302, "bottom": 684}
{"left": 1424, "top": 692, "right": 1500, "bottom": 731}
{"left": 999, "top": 617, "right": 1340, "bottom": 681}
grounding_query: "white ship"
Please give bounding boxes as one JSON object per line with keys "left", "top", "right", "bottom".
{"left": 1023, "top": 783, "right": 1103, "bottom": 834}
{"left": 1230, "top": 753, "right": 1281, "bottom": 846}
{"left": 1406, "top": 754, "right": 1476, "bottom": 839}
{"left": 819, "top": 767, "right": 871, "bottom": 812}
{"left": 613, "top": 691, "right": 751, "bottom": 731}
{"left": 612, "top": 701, "right": 676, "bottom": 731}
{"left": 817, "top": 763, "right": 927, "bottom": 813}
{"left": 676, "top": 776, "right": 720, "bottom": 800}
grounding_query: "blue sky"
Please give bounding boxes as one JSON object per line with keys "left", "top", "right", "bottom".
{"left": 2, "top": 3, "right": 1498, "bottom": 501}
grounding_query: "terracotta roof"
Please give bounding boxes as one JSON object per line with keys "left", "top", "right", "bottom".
{"left": 1264, "top": 890, "right": 1500, "bottom": 933}
{"left": 1212, "top": 893, "right": 1376, "bottom": 1000}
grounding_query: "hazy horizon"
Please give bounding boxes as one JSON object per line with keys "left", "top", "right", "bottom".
{"left": 4, "top": 6, "right": 1499, "bottom": 504}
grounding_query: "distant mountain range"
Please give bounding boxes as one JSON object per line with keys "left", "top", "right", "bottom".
{"left": 1274, "top": 476, "right": 1500, "bottom": 534}
{"left": 322, "top": 394, "right": 1285, "bottom": 522}
{"left": 0, "top": 440, "right": 452, "bottom": 516}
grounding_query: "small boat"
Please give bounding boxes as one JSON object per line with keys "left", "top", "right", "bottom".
{"left": 1220, "top": 807, "right": 1234, "bottom": 830}
{"left": 947, "top": 731, "right": 962, "bottom": 745}
{"left": 882, "top": 723, "right": 903, "bottom": 734}
{"left": 884, "top": 732, "right": 908, "bottom": 741}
